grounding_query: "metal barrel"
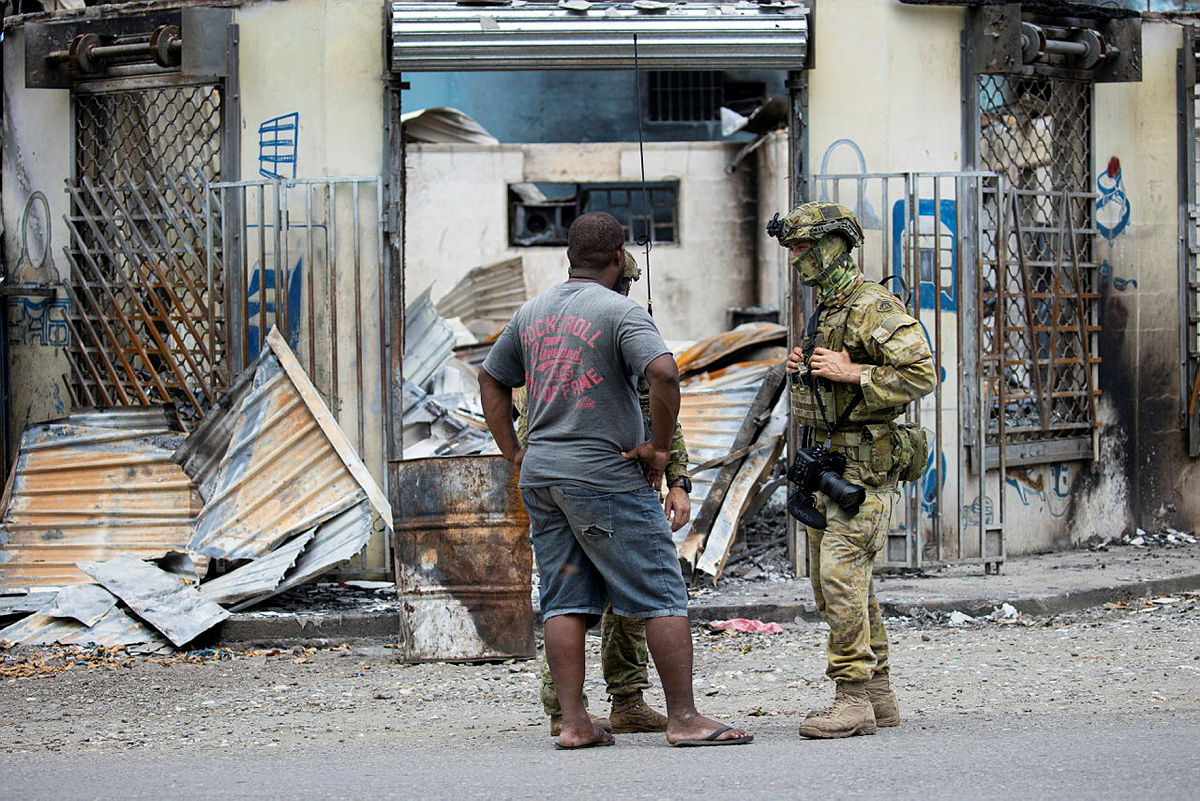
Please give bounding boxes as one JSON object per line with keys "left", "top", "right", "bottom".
{"left": 392, "top": 454, "right": 533, "bottom": 663}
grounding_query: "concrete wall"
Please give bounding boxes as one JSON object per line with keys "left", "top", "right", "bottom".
{"left": 807, "top": 0, "right": 964, "bottom": 180}
{"left": 1, "top": 27, "right": 74, "bottom": 454}
{"left": 404, "top": 141, "right": 757, "bottom": 343}
{"left": 1095, "top": 19, "right": 1192, "bottom": 533}
{"left": 236, "top": 0, "right": 383, "bottom": 180}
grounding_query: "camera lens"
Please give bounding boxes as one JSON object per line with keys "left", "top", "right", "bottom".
{"left": 817, "top": 472, "right": 866, "bottom": 516}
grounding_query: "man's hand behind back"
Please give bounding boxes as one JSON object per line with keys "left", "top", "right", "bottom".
{"left": 621, "top": 441, "right": 669, "bottom": 489}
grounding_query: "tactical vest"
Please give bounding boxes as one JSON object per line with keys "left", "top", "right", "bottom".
{"left": 791, "top": 281, "right": 908, "bottom": 451}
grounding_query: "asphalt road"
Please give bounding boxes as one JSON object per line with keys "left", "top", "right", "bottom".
{"left": 2, "top": 709, "right": 1196, "bottom": 800}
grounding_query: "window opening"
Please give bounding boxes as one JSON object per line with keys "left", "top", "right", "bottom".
{"left": 509, "top": 181, "right": 679, "bottom": 247}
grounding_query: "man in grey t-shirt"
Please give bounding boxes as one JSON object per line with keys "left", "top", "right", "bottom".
{"left": 480, "top": 211, "right": 752, "bottom": 750}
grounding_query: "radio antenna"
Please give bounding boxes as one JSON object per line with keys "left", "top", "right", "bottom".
{"left": 633, "top": 33, "right": 653, "bottom": 316}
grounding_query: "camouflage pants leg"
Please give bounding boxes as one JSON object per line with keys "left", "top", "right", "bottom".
{"left": 600, "top": 606, "right": 651, "bottom": 697}
{"left": 806, "top": 478, "right": 897, "bottom": 683}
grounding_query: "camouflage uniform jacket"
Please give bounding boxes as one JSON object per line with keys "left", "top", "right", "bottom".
{"left": 792, "top": 276, "right": 935, "bottom": 468}
{"left": 515, "top": 383, "right": 691, "bottom": 487}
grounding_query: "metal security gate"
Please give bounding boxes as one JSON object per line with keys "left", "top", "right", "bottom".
{"left": 805, "top": 170, "right": 1009, "bottom": 570}
{"left": 204, "top": 178, "right": 388, "bottom": 472}
{"left": 64, "top": 83, "right": 228, "bottom": 425}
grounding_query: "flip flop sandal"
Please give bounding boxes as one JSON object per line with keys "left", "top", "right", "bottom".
{"left": 670, "top": 725, "right": 754, "bottom": 747}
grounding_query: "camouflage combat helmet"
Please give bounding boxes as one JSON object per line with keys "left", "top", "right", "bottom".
{"left": 614, "top": 249, "right": 641, "bottom": 296}
{"left": 622, "top": 250, "right": 642, "bottom": 282}
{"left": 766, "top": 201, "right": 864, "bottom": 249}
{"left": 768, "top": 201, "right": 864, "bottom": 287}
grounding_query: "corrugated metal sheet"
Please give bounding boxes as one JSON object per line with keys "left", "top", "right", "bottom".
{"left": 0, "top": 419, "right": 204, "bottom": 592}
{"left": 267, "top": 500, "right": 381, "bottom": 602}
{"left": 434, "top": 256, "right": 526, "bottom": 340}
{"left": 694, "top": 397, "right": 786, "bottom": 579}
{"left": 172, "top": 367, "right": 257, "bottom": 501}
{"left": 675, "top": 323, "right": 786, "bottom": 376}
{"left": 187, "top": 328, "right": 392, "bottom": 560}
{"left": 201, "top": 501, "right": 381, "bottom": 613}
{"left": 39, "top": 583, "right": 117, "bottom": 627}
{"left": 0, "top": 604, "right": 171, "bottom": 652}
{"left": 198, "top": 530, "right": 316, "bottom": 607}
{"left": 80, "top": 554, "right": 230, "bottom": 647}
{"left": 405, "top": 287, "right": 456, "bottom": 390}
{"left": 672, "top": 383, "right": 761, "bottom": 546}
{"left": 402, "top": 381, "right": 497, "bottom": 458}
{"left": 390, "top": 1, "right": 809, "bottom": 72}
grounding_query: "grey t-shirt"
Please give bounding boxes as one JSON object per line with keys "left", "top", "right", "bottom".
{"left": 482, "top": 281, "right": 670, "bottom": 491}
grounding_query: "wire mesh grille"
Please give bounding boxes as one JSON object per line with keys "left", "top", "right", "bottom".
{"left": 65, "top": 86, "right": 226, "bottom": 425}
{"left": 976, "top": 74, "right": 1099, "bottom": 445}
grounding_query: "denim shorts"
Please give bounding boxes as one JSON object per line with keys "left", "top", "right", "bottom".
{"left": 521, "top": 483, "right": 688, "bottom": 622}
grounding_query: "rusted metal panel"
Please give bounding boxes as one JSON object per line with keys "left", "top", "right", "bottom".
{"left": 187, "top": 328, "right": 392, "bottom": 560}
{"left": 393, "top": 455, "right": 533, "bottom": 663}
{"left": 0, "top": 418, "right": 204, "bottom": 592}
{"left": 675, "top": 323, "right": 786, "bottom": 377}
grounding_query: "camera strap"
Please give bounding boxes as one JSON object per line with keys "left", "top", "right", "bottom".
{"left": 804, "top": 303, "right": 862, "bottom": 446}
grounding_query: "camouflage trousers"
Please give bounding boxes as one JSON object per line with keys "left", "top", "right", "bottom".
{"left": 540, "top": 603, "right": 651, "bottom": 717}
{"left": 806, "top": 464, "right": 898, "bottom": 684}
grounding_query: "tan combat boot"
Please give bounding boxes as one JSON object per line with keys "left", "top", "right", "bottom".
{"left": 798, "top": 680, "right": 877, "bottom": 739}
{"left": 865, "top": 672, "right": 900, "bottom": 727}
{"left": 608, "top": 692, "right": 668, "bottom": 733}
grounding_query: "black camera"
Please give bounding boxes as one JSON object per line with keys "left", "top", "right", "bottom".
{"left": 786, "top": 444, "right": 866, "bottom": 529}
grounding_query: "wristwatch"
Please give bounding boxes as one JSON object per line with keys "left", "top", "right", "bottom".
{"left": 668, "top": 476, "right": 693, "bottom": 493}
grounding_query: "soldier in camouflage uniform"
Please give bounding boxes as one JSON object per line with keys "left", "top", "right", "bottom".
{"left": 515, "top": 251, "right": 693, "bottom": 737}
{"left": 768, "top": 201, "right": 935, "bottom": 739}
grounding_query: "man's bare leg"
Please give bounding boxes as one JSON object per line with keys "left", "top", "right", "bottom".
{"left": 644, "top": 615, "right": 751, "bottom": 743}
{"left": 544, "top": 614, "right": 614, "bottom": 748}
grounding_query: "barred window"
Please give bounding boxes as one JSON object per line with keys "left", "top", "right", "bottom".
{"left": 975, "top": 74, "right": 1100, "bottom": 454}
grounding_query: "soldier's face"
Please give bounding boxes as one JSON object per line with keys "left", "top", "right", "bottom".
{"left": 788, "top": 240, "right": 823, "bottom": 285}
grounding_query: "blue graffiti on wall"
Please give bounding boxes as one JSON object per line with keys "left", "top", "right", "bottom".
{"left": 259, "top": 113, "right": 299, "bottom": 180}
{"left": 1001, "top": 464, "right": 1071, "bottom": 518}
{"left": 1099, "top": 260, "right": 1137, "bottom": 292}
{"left": 1096, "top": 156, "right": 1130, "bottom": 242}
{"left": 246, "top": 259, "right": 303, "bottom": 354}
{"left": 891, "top": 199, "right": 957, "bottom": 311}
{"left": 919, "top": 439, "right": 946, "bottom": 515}
{"left": 6, "top": 294, "right": 70, "bottom": 347}
{"left": 244, "top": 222, "right": 328, "bottom": 353}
